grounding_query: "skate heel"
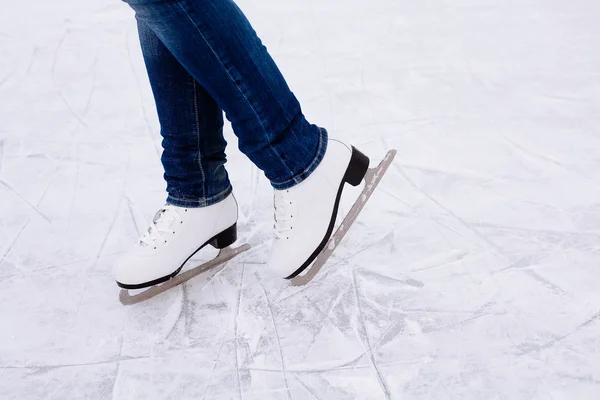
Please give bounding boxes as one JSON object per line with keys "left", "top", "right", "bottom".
{"left": 209, "top": 223, "right": 237, "bottom": 249}
{"left": 344, "top": 146, "right": 370, "bottom": 186}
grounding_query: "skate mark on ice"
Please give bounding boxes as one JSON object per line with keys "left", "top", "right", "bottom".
{"left": 82, "top": 57, "right": 98, "bottom": 117}
{"left": 25, "top": 46, "right": 39, "bottom": 74}
{"left": 0, "top": 180, "right": 50, "bottom": 223}
{"left": 91, "top": 199, "right": 123, "bottom": 273}
{"left": 35, "top": 164, "right": 61, "bottom": 210}
{"left": 1, "top": 342, "right": 194, "bottom": 371}
{"left": 395, "top": 163, "right": 506, "bottom": 260}
{"left": 522, "top": 269, "right": 568, "bottom": 296}
{"left": 472, "top": 220, "right": 600, "bottom": 237}
{"left": 556, "top": 373, "right": 600, "bottom": 385}
{"left": 432, "top": 219, "right": 457, "bottom": 248}
{"left": 0, "top": 67, "right": 17, "bottom": 91}
{"left": 74, "top": 199, "right": 122, "bottom": 321}
{"left": 0, "top": 252, "right": 127, "bottom": 283}
{"left": 161, "top": 284, "right": 187, "bottom": 342}
{"left": 184, "top": 290, "right": 200, "bottom": 343}
{"left": 400, "top": 306, "right": 569, "bottom": 317}
{"left": 352, "top": 228, "right": 397, "bottom": 255}
{"left": 376, "top": 316, "right": 407, "bottom": 349}
{"left": 374, "top": 165, "right": 482, "bottom": 253}
{"left": 200, "top": 339, "right": 227, "bottom": 400}
{"left": 293, "top": 375, "right": 323, "bottom": 400}
{"left": 399, "top": 163, "right": 495, "bottom": 184}
{"left": 28, "top": 252, "right": 125, "bottom": 277}
{"left": 501, "top": 134, "right": 600, "bottom": 187}
{"left": 350, "top": 267, "right": 392, "bottom": 399}
{"left": 52, "top": 30, "right": 88, "bottom": 127}
{"left": 281, "top": 229, "right": 395, "bottom": 302}
{"left": 1, "top": 343, "right": 204, "bottom": 372}
{"left": 361, "top": 67, "right": 377, "bottom": 125}
{"left": 110, "top": 362, "right": 121, "bottom": 400}
{"left": 125, "top": 28, "right": 160, "bottom": 157}
{"left": 317, "top": 228, "right": 397, "bottom": 277}
{"left": 257, "top": 274, "right": 291, "bottom": 400}
{"left": 234, "top": 263, "right": 246, "bottom": 400}
{"left": 403, "top": 200, "right": 491, "bottom": 255}
{"left": 38, "top": 335, "right": 111, "bottom": 399}
{"left": 423, "top": 301, "right": 496, "bottom": 334}
{"left": 409, "top": 249, "right": 468, "bottom": 273}
{"left": 359, "top": 270, "right": 425, "bottom": 289}
{"left": 248, "top": 357, "right": 362, "bottom": 374}
{"left": 501, "top": 134, "right": 568, "bottom": 168}
{"left": 250, "top": 317, "right": 421, "bottom": 374}
{"left": 242, "top": 306, "right": 409, "bottom": 373}
{"left": 358, "top": 269, "right": 424, "bottom": 288}
{"left": 125, "top": 196, "right": 142, "bottom": 236}
{"left": 67, "top": 144, "right": 81, "bottom": 230}
{"left": 160, "top": 262, "right": 225, "bottom": 342}
{"left": 302, "top": 289, "right": 345, "bottom": 355}
{"left": 379, "top": 182, "right": 493, "bottom": 254}
{"left": 0, "top": 219, "right": 29, "bottom": 268}
{"left": 0, "top": 137, "right": 4, "bottom": 174}
{"left": 110, "top": 339, "right": 124, "bottom": 400}
{"left": 491, "top": 232, "right": 569, "bottom": 276}
{"left": 517, "top": 310, "right": 600, "bottom": 355}
{"left": 249, "top": 357, "right": 424, "bottom": 374}
{"left": 378, "top": 186, "right": 413, "bottom": 213}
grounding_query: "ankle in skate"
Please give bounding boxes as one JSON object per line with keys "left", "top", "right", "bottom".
{"left": 267, "top": 139, "right": 370, "bottom": 279}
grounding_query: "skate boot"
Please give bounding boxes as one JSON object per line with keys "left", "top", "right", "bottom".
{"left": 114, "top": 193, "right": 238, "bottom": 289}
{"left": 267, "top": 139, "right": 370, "bottom": 279}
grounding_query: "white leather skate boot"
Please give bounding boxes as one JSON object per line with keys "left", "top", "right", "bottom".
{"left": 268, "top": 139, "right": 370, "bottom": 279}
{"left": 114, "top": 193, "right": 238, "bottom": 289}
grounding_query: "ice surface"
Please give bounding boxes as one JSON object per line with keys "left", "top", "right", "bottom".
{"left": 1, "top": 0, "right": 600, "bottom": 399}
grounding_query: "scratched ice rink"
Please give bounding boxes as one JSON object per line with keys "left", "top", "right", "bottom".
{"left": 1, "top": 0, "right": 600, "bottom": 399}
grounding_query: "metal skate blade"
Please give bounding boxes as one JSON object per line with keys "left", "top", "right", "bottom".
{"left": 119, "top": 244, "right": 251, "bottom": 305}
{"left": 291, "top": 149, "right": 397, "bottom": 286}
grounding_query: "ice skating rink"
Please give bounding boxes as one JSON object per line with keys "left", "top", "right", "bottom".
{"left": 1, "top": 0, "right": 599, "bottom": 398}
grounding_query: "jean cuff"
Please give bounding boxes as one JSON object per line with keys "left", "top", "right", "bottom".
{"left": 270, "top": 127, "right": 328, "bottom": 190}
{"left": 166, "top": 185, "right": 233, "bottom": 208}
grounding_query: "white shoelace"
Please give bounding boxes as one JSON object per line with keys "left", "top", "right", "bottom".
{"left": 139, "top": 206, "right": 183, "bottom": 248}
{"left": 274, "top": 190, "right": 294, "bottom": 240}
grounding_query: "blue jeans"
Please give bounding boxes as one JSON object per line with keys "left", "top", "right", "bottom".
{"left": 125, "top": 0, "right": 328, "bottom": 207}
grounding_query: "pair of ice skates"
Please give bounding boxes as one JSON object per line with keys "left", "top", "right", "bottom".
{"left": 116, "top": 140, "right": 396, "bottom": 305}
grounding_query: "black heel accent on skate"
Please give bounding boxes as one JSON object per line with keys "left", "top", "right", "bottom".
{"left": 209, "top": 223, "right": 237, "bottom": 249}
{"left": 344, "top": 147, "right": 370, "bottom": 186}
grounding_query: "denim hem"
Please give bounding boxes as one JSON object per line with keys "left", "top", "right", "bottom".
{"left": 166, "top": 185, "right": 233, "bottom": 208}
{"left": 270, "top": 127, "right": 328, "bottom": 190}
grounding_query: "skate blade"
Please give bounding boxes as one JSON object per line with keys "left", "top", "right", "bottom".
{"left": 291, "top": 149, "right": 397, "bottom": 286}
{"left": 119, "top": 244, "right": 251, "bottom": 305}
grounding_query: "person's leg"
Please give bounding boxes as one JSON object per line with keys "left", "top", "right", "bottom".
{"left": 114, "top": 19, "right": 239, "bottom": 289}
{"left": 125, "top": 0, "right": 327, "bottom": 190}
{"left": 137, "top": 19, "right": 232, "bottom": 207}
{"left": 119, "top": 0, "right": 373, "bottom": 286}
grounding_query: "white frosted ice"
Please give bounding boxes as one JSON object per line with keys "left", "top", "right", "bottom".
{"left": 1, "top": 0, "right": 600, "bottom": 399}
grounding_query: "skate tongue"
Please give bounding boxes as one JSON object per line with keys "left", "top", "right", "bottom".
{"left": 153, "top": 207, "right": 177, "bottom": 229}
{"left": 139, "top": 207, "right": 179, "bottom": 246}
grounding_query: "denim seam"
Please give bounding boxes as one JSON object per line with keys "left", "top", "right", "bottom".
{"left": 176, "top": 1, "right": 295, "bottom": 179}
{"left": 192, "top": 78, "right": 206, "bottom": 199}
{"left": 167, "top": 185, "right": 232, "bottom": 205}
{"left": 271, "top": 127, "right": 327, "bottom": 188}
